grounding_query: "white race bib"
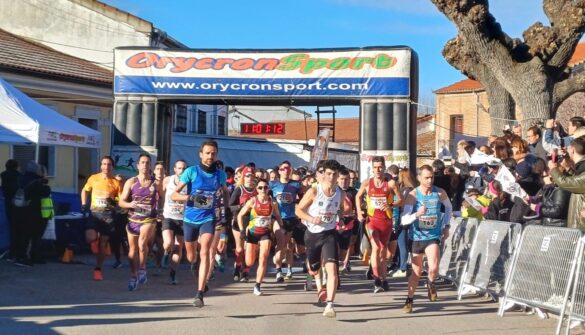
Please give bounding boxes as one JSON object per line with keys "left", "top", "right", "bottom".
{"left": 419, "top": 215, "right": 437, "bottom": 229}
{"left": 370, "top": 196, "right": 388, "bottom": 210}
{"left": 94, "top": 197, "right": 109, "bottom": 208}
{"left": 255, "top": 216, "right": 272, "bottom": 228}
{"left": 134, "top": 204, "right": 152, "bottom": 217}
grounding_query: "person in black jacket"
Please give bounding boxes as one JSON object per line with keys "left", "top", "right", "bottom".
{"left": 1, "top": 159, "right": 20, "bottom": 260}
{"left": 486, "top": 181, "right": 514, "bottom": 222}
{"left": 539, "top": 173, "right": 571, "bottom": 227}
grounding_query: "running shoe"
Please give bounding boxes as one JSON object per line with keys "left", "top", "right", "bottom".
{"left": 382, "top": 280, "right": 390, "bottom": 292}
{"left": 374, "top": 278, "right": 384, "bottom": 293}
{"left": 317, "top": 289, "right": 327, "bottom": 304}
{"left": 204, "top": 283, "right": 209, "bottom": 293}
{"left": 253, "top": 284, "right": 262, "bottom": 296}
{"left": 128, "top": 277, "right": 138, "bottom": 291}
{"left": 112, "top": 260, "right": 123, "bottom": 269}
{"left": 14, "top": 258, "right": 33, "bottom": 267}
{"left": 233, "top": 265, "right": 241, "bottom": 281}
{"left": 275, "top": 270, "right": 284, "bottom": 283}
{"left": 93, "top": 268, "right": 103, "bottom": 281}
{"left": 323, "top": 304, "right": 336, "bottom": 318}
{"left": 138, "top": 269, "right": 148, "bottom": 285}
{"left": 285, "top": 269, "right": 293, "bottom": 280}
{"left": 392, "top": 270, "right": 407, "bottom": 278}
{"left": 402, "top": 298, "right": 413, "bottom": 313}
{"left": 241, "top": 271, "right": 250, "bottom": 283}
{"left": 345, "top": 262, "right": 352, "bottom": 272}
{"left": 427, "top": 280, "right": 438, "bottom": 302}
{"left": 193, "top": 296, "right": 204, "bottom": 308}
{"left": 161, "top": 253, "right": 170, "bottom": 269}
{"left": 366, "top": 266, "right": 373, "bottom": 280}
{"left": 170, "top": 269, "right": 178, "bottom": 285}
{"left": 215, "top": 254, "right": 225, "bottom": 272}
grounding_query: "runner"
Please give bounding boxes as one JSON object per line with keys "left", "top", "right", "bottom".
{"left": 356, "top": 156, "right": 402, "bottom": 293}
{"left": 270, "top": 160, "right": 302, "bottom": 282}
{"left": 171, "top": 140, "right": 228, "bottom": 308}
{"left": 152, "top": 161, "right": 166, "bottom": 272}
{"left": 81, "top": 156, "right": 122, "bottom": 281}
{"left": 118, "top": 153, "right": 162, "bottom": 291}
{"left": 296, "top": 160, "right": 347, "bottom": 318}
{"left": 229, "top": 166, "right": 257, "bottom": 281}
{"left": 400, "top": 165, "right": 451, "bottom": 313}
{"left": 237, "top": 178, "right": 283, "bottom": 296}
{"left": 161, "top": 160, "right": 188, "bottom": 285}
{"left": 336, "top": 168, "right": 357, "bottom": 273}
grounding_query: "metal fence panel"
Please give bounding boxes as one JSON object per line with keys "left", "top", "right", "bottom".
{"left": 566, "top": 238, "right": 585, "bottom": 328}
{"left": 459, "top": 220, "right": 522, "bottom": 298}
{"left": 439, "top": 217, "right": 479, "bottom": 283}
{"left": 502, "top": 225, "right": 582, "bottom": 315}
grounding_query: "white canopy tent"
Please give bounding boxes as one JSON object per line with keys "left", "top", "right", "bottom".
{"left": 0, "top": 77, "right": 101, "bottom": 160}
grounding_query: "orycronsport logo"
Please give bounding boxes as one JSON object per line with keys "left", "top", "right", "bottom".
{"left": 150, "top": 81, "right": 368, "bottom": 93}
{"left": 125, "top": 52, "right": 398, "bottom": 74}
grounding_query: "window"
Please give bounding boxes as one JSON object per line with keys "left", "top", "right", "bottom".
{"left": 450, "top": 115, "right": 463, "bottom": 139}
{"left": 12, "top": 145, "right": 56, "bottom": 177}
{"left": 198, "top": 110, "right": 207, "bottom": 134}
{"left": 174, "top": 105, "right": 187, "bottom": 133}
{"left": 217, "top": 115, "right": 226, "bottom": 136}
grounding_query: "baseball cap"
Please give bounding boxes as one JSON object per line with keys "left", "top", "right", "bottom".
{"left": 486, "top": 158, "right": 502, "bottom": 167}
{"left": 242, "top": 166, "right": 255, "bottom": 176}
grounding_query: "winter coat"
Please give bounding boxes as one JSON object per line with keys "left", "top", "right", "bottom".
{"left": 550, "top": 157, "right": 585, "bottom": 232}
{"left": 539, "top": 184, "right": 571, "bottom": 227}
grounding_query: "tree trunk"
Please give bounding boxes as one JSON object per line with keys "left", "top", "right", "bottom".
{"left": 515, "top": 73, "right": 553, "bottom": 132}
{"left": 484, "top": 82, "right": 515, "bottom": 136}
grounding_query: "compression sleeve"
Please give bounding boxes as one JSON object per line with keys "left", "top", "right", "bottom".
{"left": 401, "top": 203, "right": 417, "bottom": 226}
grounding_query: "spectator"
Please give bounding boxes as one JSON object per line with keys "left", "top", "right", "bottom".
{"left": 511, "top": 137, "right": 540, "bottom": 196}
{"left": 1, "top": 159, "right": 20, "bottom": 260}
{"left": 539, "top": 167, "right": 571, "bottom": 227}
{"left": 432, "top": 159, "right": 452, "bottom": 199}
{"left": 543, "top": 116, "right": 585, "bottom": 152}
{"left": 486, "top": 180, "right": 514, "bottom": 222}
{"left": 526, "top": 125, "right": 547, "bottom": 161}
{"left": 549, "top": 136, "right": 585, "bottom": 232}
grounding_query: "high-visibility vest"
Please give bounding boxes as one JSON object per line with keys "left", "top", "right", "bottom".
{"left": 41, "top": 196, "right": 54, "bottom": 219}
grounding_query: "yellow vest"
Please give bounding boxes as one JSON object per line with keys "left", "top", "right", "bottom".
{"left": 41, "top": 197, "right": 54, "bottom": 219}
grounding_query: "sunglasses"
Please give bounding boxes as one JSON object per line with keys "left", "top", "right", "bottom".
{"left": 257, "top": 186, "right": 268, "bottom": 190}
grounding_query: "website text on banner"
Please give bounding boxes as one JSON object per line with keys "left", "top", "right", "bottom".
{"left": 113, "top": 48, "right": 412, "bottom": 97}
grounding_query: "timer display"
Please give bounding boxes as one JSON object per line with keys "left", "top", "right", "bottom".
{"left": 240, "top": 123, "right": 286, "bottom": 135}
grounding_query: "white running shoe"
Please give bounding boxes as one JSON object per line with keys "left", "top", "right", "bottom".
{"left": 323, "top": 304, "right": 336, "bottom": 318}
{"left": 253, "top": 285, "right": 262, "bottom": 296}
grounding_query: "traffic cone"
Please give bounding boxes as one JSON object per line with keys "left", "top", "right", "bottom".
{"left": 62, "top": 248, "right": 73, "bottom": 263}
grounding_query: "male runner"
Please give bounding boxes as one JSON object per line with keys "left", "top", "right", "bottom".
{"left": 270, "top": 160, "right": 302, "bottom": 282}
{"left": 401, "top": 165, "right": 451, "bottom": 313}
{"left": 171, "top": 140, "right": 228, "bottom": 308}
{"left": 356, "top": 156, "right": 402, "bottom": 293}
{"left": 161, "top": 160, "right": 188, "bottom": 285}
{"left": 296, "top": 160, "right": 347, "bottom": 318}
{"left": 336, "top": 168, "right": 357, "bottom": 273}
{"left": 119, "top": 153, "right": 162, "bottom": 291}
{"left": 81, "top": 156, "right": 122, "bottom": 281}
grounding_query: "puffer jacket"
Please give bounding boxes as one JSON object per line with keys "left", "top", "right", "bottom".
{"left": 540, "top": 184, "right": 571, "bottom": 227}
{"left": 550, "top": 158, "right": 585, "bottom": 232}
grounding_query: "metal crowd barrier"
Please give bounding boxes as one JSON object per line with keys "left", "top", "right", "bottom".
{"left": 458, "top": 220, "right": 522, "bottom": 301}
{"left": 559, "top": 236, "right": 585, "bottom": 335}
{"left": 498, "top": 225, "right": 583, "bottom": 335}
{"left": 438, "top": 217, "right": 479, "bottom": 285}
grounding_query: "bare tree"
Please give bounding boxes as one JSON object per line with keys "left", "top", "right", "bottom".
{"left": 432, "top": 0, "right": 585, "bottom": 131}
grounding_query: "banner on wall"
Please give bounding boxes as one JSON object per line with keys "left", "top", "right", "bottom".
{"left": 114, "top": 47, "right": 412, "bottom": 98}
{"left": 111, "top": 146, "right": 158, "bottom": 178}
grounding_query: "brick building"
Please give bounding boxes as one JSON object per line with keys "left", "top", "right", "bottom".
{"left": 435, "top": 43, "right": 585, "bottom": 155}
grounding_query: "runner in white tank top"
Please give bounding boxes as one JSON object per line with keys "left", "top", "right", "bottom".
{"left": 161, "top": 160, "right": 188, "bottom": 285}
{"left": 296, "top": 160, "right": 349, "bottom": 318}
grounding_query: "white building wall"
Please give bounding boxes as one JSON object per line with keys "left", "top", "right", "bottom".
{"left": 0, "top": 0, "right": 152, "bottom": 67}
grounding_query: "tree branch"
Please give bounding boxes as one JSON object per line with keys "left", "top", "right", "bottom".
{"left": 542, "top": 0, "right": 585, "bottom": 68}
{"left": 553, "top": 70, "right": 585, "bottom": 110}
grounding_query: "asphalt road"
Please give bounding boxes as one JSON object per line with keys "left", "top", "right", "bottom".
{"left": 0, "top": 254, "right": 579, "bottom": 335}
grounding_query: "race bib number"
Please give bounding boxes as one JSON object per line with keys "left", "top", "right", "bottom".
{"left": 419, "top": 215, "right": 437, "bottom": 229}
{"left": 169, "top": 202, "right": 184, "bottom": 215}
{"left": 255, "top": 216, "right": 271, "bottom": 228}
{"left": 276, "top": 192, "right": 294, "bottom": 204}
{"left": 134, "top": 204, "right": 152, "bottom": 217}
{"left": 370, "top": 196, "right": 387, "bottom": 210}
{"left": 192, "top": 192, "right": 214, "bottom": 209}
{"left": 94, "top": 197, "right": 109, "bottom": 208}
{"left": 319, "top": 212, "right": 335, "bottom": 224}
